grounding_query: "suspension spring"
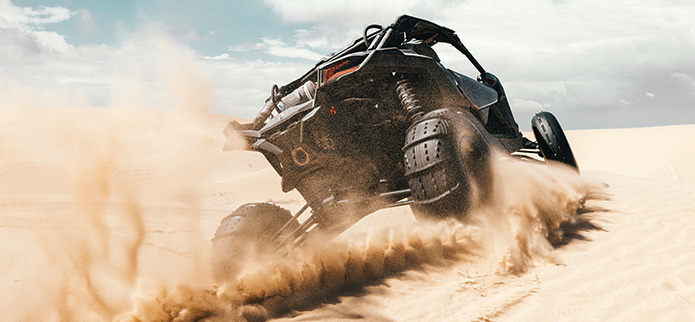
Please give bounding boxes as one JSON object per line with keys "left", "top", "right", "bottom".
{"left": 396, "top": 77, "right": 424, "bottom": 122}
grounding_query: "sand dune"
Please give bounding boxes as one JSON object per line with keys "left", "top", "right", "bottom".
{"left": 567, "top": 125, "right": 695, "bottom": 182}
{"left": 1, "top": 99, "right": 693, "bottom": 322}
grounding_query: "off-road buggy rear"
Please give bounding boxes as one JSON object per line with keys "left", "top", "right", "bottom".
{"left": 212, "top": 15, "right": 578, "bottom": 280}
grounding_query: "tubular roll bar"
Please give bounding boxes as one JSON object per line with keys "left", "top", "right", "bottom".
{"left": 249, "top": 14, "right": 488, "bottom": 131}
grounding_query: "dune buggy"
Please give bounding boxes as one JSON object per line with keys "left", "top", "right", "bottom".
{"left": 212, "top": 15, "right": 577, "bottom": 280}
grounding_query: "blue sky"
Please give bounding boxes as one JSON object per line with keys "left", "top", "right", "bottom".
{"left": 9, "top": 0, "right": 308, "bottom": 59}
{"left": 1, "top": 0, "right": 694, "bottom": 130}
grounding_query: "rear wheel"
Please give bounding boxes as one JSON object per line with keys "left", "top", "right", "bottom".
{"left": 210, "top": 202, "right": 297, "bottom": 282}
{"left": 403, "top": 108, "right": 493, "bottom": 220}
{"left": 531, "top": 111, "right": 578, "bottom": 170}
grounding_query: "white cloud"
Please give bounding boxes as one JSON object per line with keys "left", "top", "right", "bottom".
{"left": 294, "top": 26, "right": 361, "bottom": 51}
{"left": 22, "top": 5, "right": 71, "bottom": 25}
{"left": 263, "top": 0, "right": 455, "bottom": 25}
{"left": 0, "top": 1, "right": 76, "bottom": 58}
{"left": 0, "top": 27, "right": 75, "bottom": 60}
{"left": 0, "top": 0, "right": 113, "bottom": 107}
{"left": 228, "top": 37, "right": 323, "bottom": 61}
{"left": 509, "top": 98, "right": 552, "bottom": 112}
{"left": 200, "top": 57, "right": 311, "bottom": 116}
{"left": 671, "top": 72, "right": 694, "bottom": 86}
{"left": 2, "top": 0, "right": 695, "bottom": 129}
{"left": 0, "top": 0, "right": 310, "bottom": 118}
{"left": 33, "top": 30, "right": 74, "bottom": 54}
{"left": 0, "top": 0, "right": 71, "bottom": 27}
{"left": 203, "top": 53, "right": 232, "bottom": 60}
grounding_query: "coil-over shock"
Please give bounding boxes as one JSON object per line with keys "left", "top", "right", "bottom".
{"left": 396, "top": 76, "right": 424, "bottom": 122}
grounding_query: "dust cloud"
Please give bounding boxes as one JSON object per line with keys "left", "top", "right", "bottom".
{"left": 0, "top": 36, "right": 234, "bottom": 321}
{"left": 1, "top": 35, "right": 601, "bottom": 321}
{"left": 119, "top": 155, "right": 600, "bottom": 322}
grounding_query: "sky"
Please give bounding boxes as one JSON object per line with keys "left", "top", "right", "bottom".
{"left": 1, "top": 0, "right": 694, "bottom": 130}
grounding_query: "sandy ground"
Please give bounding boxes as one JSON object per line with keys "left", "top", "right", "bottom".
{"left": 1, "top": 99, "right": 693, "bottom": 322}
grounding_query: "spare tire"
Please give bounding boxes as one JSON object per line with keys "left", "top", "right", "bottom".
{"left": 210, "top": 202, "right": 297, "bottom": 282}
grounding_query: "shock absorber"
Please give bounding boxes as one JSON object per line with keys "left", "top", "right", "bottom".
{"left": 396, "top": 76, "right": 424, "bottom": 122}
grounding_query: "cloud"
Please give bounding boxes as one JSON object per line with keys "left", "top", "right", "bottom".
{"left": 671, "top": 72, "right": 695, "bottom": 93}
{"left": 263, "top": 0, "right": 455, "bottom": 25}
{"left": 509, "top": 98, "right": 552, "bottom": 112}
{"left": 435, "top": 0, "right": 695, "bottom": 129}
{"left": 0, "top": 0, "right": 71, "bottom": 27}
{"left": 2, "top": 0, "right": 694, "bottom": 130}
{"left": 0, "top": 0, "right": 313, "bottom": 118}
{"left": 259, "top": 0, "right": 695, "bottom": 128}
{"left": 203, "top": 53, "right": 232, "bottom": 60}
{"left": 228, "top": 37, "right": 323, "bottom": 61}
{"left": 200, "top": 55, "right": 311, "bottom": 116}
{"left": 0, "top": 0, "right": 114, "bottom": 107}
{"left": 0, "top": 1, "right": 76, "bottom": 58}
{"left": 294, "top": 26, "right": 360, "bottom": 51}
{"left": 262, "top": 0, "right": 460, "bottom": 52}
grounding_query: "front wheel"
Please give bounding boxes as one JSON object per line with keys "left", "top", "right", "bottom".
{"left": 531, "top": 111, "right": 578, "bottom": 171}
{"left": 403, "top": 108, "right": 493, "bottom": 220}
{"left": 210, "top": 202, "right": 297, "bottom": 282}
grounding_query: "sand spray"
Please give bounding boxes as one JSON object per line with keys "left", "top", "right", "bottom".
{"left": 119, "top": 153, "right": 600, "bottom": 322}
{"left": 0, "top": 35, "right": 601, "bottom": 321}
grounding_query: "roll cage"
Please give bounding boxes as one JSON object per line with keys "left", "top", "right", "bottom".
{"left": 249, "top": 15, "right": 490, "bottom": 129}
{"left": 293, "top": 15, "right": 486, "bottom": 92}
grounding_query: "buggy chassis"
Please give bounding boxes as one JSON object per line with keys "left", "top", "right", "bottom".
{"left": 212, "top": 15, "right": 578, "bottom": 278}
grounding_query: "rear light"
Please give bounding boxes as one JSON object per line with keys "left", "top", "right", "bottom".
{"left": 326, "top": 66, "right": 359, "bottom": 82}
{"left": 321, "top": 58, "right": 362, "bottom": 83}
